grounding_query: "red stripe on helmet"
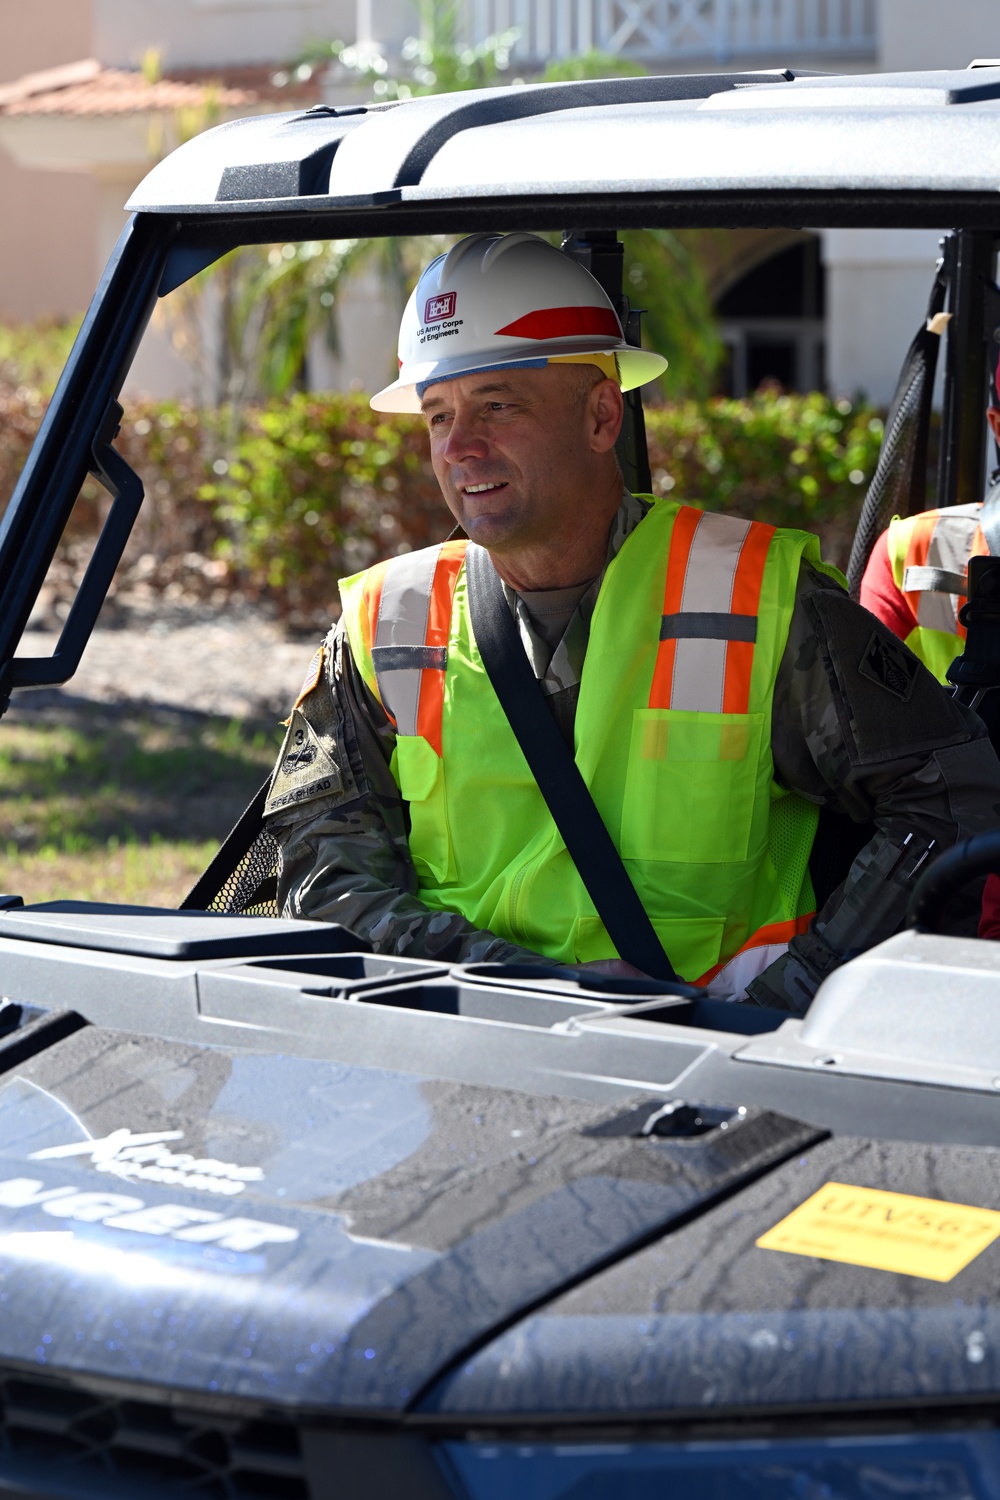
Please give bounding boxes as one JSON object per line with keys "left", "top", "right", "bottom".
{"left": 494, "top": 306, "right": 622, "bottom": 340}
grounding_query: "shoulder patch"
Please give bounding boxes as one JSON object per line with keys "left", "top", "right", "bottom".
{"left": 292, "top": 645, "right": 325, "bottom": 712}
{"left": 804, "top": 588, "right": 969, "bottom": 767}
{"left": 858, "top": 630, "right": 918, "bottom": 702}
{"left": 265, "top": 708, "right": 343, "bottom": 816}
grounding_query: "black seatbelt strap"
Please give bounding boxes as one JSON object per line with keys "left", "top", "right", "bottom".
{"left": 465, "top": 543, "right": 679, "bottom": 983}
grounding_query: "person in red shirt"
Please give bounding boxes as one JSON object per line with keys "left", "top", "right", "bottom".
{"left": 860, "top": 363, "right": 1000, "bottom": 680}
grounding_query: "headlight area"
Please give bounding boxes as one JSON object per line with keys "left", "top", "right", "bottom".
{"left": 436, "top": 1428, "right": 1000, "bottom": 1500}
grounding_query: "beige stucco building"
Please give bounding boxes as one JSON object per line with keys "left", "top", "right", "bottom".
{"left": 0, "top": 0, "right": 996, "bottom": 402}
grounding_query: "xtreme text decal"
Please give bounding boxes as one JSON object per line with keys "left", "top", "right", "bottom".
{"left": 29, "top": 1128, "right": 264, "bottom": 1196}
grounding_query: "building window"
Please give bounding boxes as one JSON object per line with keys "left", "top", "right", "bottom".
{"left": 716, "top": 237, "right": 826, "bottom": 397}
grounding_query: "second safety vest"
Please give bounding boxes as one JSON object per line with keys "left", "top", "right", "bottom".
{"left": 340, "top": 497, "right": 837, "bottom": 983}
{"left": 884, "top": 503, "right": 987, "bottom": 683}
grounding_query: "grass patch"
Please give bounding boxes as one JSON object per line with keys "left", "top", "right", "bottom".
{"left": 7, "top": 841, "right": 225, "bottom": 907}
{"left": 0, "top": 705, "right": 281, "bottom": 907}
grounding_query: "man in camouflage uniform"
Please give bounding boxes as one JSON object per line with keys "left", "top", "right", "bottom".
{"left": 265, "top": 234, "right": 1000, "bottom": 1014}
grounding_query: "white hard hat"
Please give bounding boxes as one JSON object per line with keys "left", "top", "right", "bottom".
{"left": 370, "top": 231, "right": 668, "bottom": 413}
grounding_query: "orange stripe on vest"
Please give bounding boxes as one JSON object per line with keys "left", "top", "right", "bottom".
{"left": 724, "top": 520, "right": 774, "bottom": 715}
{"left": 696, "top": 911, "right": 812, "bottom": 986}
{"left": 418, "top": 540, "right": 467, "bottom": 754}
{"left": 648, "top": 504, "right": 701, "bottom": 709}
{"left": 649, "top": 507, "right": 773, "bottom": 714}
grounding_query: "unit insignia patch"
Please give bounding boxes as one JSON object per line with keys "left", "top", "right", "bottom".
{"left": 265, "top": 708, "right": 342, "bottom": 815}
{"left": 858, "top": 630, "right": 919, "bottom": 702}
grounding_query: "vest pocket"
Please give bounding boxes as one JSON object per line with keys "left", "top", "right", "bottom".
{"left": 621, "top": 708, "right": 763, "bottom": 864}
{"left": 573, "top": 913, "right": 725, "bottom": 979}
{"left": 392, "top": 735, "right": 454, "bottom": 885}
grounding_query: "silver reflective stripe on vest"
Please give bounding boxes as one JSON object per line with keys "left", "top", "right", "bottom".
{"left": 669, "top": 512, "right": 752, "bottom": 712}
{"left": 372, "top": 546, "right": 443, "bottom": 735}
{"left": 907, "top": 506, "right": 981, "bottom": 636}
{"left": 901, "top": 565, "right": 968, "bottom": 597}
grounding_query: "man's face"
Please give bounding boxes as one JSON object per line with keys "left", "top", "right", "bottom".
{"left": 420, "top": 364, "right": 623, "bottom": 556}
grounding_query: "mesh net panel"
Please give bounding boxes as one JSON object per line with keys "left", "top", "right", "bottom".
{"left": 769, "top": 792, "right": 817, "bottom": 914}
{"left": 845, "top": 269, "right": 948, "bottom": 600}
{"left": 203, "top": 825, "right": 280, "bottom": 917}
{"left": 179, "top": 778, "right": 281, "bottom": 916}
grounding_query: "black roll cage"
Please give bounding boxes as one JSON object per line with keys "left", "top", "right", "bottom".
{"left": 0, "top": 199, "right": 997, "bottom": 716}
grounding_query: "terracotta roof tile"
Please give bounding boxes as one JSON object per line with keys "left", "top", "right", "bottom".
{"left": 0, "top": 59, "right": 323, "bottom": 118}
{"left": 0, "top": 59, "right": 104, "bottom": 107}
{"left": 171, "top": 64, "right": 325, "bottom": 107}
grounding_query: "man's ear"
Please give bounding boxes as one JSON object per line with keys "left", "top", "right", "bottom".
{"left": 988, "top": 407, "right": 1000, "bottom": 447}
{"left": 589, "top": 378, "right": 624, "bottom": 453}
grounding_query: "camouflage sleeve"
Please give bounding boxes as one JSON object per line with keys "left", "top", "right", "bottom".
{"left": 747, "top": 563, "right": 1000, "bottom": 1013}
{"left": 264, "top": 621, "right": 548, "bottom": 965}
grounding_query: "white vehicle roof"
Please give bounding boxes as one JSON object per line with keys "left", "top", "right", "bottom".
{"left": 127, "top": 66, "right": 1000, "bottom": 228}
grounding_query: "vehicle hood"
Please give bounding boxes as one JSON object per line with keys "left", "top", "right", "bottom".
{"left": 430, "top": 1133, "right": 1000, "bottom": 1419}
{"left": 0, "top": 1023, "right": 818, "bottom": 1412}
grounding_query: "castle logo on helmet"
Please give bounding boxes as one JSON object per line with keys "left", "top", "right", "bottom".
{"left": 425, "top": 291, "right": 456, "bottom": 322}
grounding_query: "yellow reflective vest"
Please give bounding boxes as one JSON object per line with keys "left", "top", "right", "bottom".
{"left": 340, "top": 497, "right": 837, "bottom": 983}
{"left": 882, "top": 504, "right": 986, "bottom": 684}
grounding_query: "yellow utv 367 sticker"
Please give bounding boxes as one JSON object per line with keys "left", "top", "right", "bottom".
{"left": 756, "top": 1181, "right": 1000, "bottom": 1282}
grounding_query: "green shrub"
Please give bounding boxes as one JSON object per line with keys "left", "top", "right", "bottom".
{"left": 0, "top": 384, "right": 49, "bottom": 510}
{"left": 197, "top": 393, "right": 450, "bottom": 630}
{"left": 203, "top": 389, "right": 883, "bottom": 625}
{"left": 1, "top": 385, "right": 886, "bottom": 632}
{"left": 645, "top": 390, "right": 884, "bottom": 567}
{"left": 0, "top": 317, "right": 81, "bottom": 396}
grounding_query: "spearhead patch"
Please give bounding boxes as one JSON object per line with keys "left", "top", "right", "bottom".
{"left": 265, "top": 708, "right": 342, "bottom": 815}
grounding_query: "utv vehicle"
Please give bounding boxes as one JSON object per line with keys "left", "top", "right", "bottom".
{"left": 0, "top": 63, "right": 1000, "bottom": 1499}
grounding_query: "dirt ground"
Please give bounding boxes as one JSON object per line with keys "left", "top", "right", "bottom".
{"left": 9, "top": 602, "right": 321, "bottom": 723}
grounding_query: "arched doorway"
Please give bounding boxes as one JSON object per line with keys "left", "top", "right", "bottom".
{"left": 715, "top": 236, "right": 826, "bottom": 397}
